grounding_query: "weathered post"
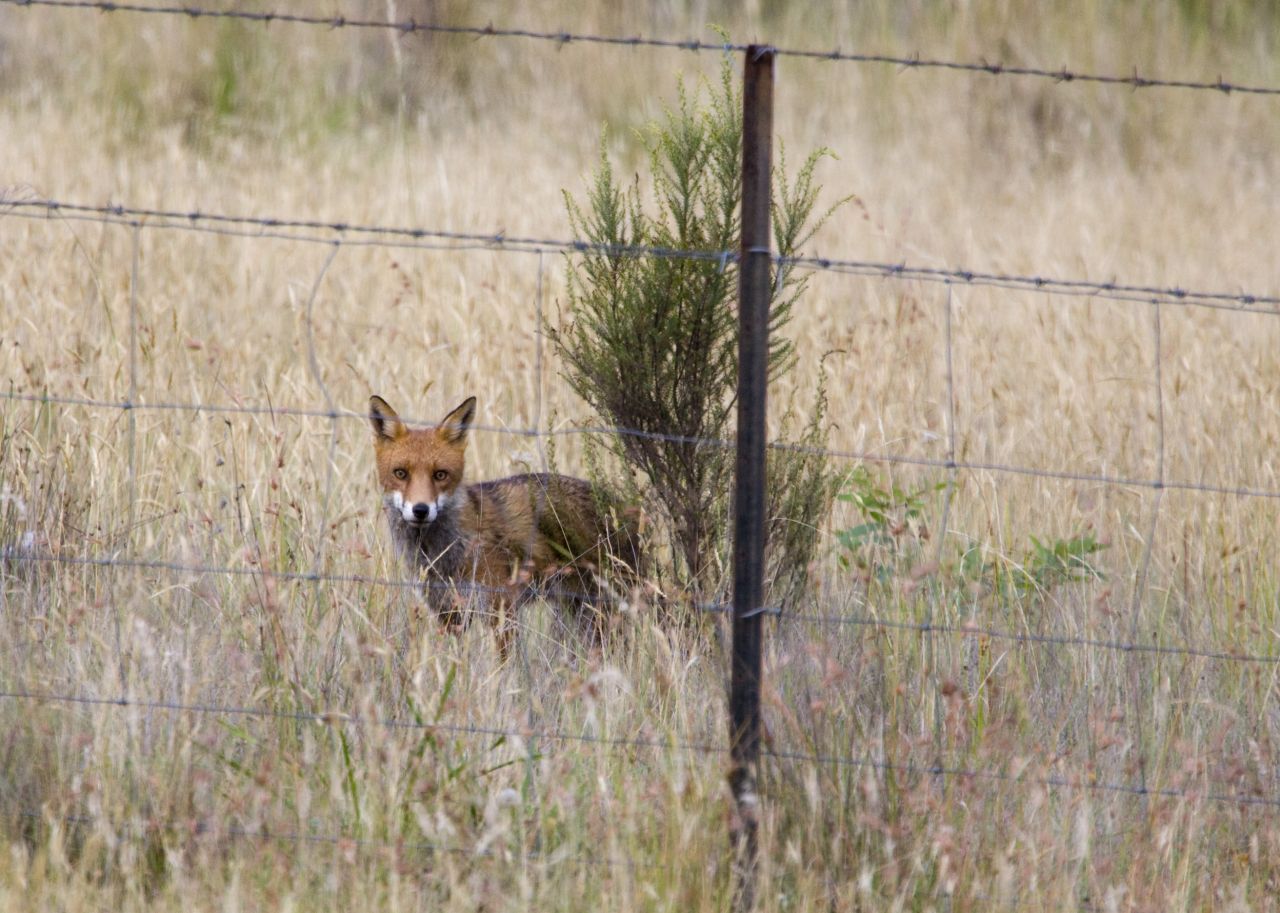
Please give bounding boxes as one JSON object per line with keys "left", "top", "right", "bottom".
{"left": 729, "top": 43, "right": 774, "bottom": 913}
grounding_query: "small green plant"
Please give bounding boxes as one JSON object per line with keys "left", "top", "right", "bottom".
{"left": 952, "top": 530, "right": 1107, "bottom": 733}
{"left": 1018, "top": 532, "right": 1106, "bottom": 592}
{"left": 835, "top": 469, "right": 1106, "bottom": 602}
{"left": 550, "top": 58, "right": 842, "bottom": 614}
{"left": 835, "top": 467, "right": 945, "bottom": 580}
{"left": 953, "top": 532, "right": 1108, "bottom": 603}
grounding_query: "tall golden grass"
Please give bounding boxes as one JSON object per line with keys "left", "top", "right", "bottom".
{"left": 2, "top": 1, "right": 1279, "bottom": 910}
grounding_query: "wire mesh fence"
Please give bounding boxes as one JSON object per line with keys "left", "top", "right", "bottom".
{"left": 2, "top": 2, "right": 1279, "bottom": 907}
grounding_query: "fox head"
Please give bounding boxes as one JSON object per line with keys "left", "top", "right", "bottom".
{"left": 368, "top": 395, "right": 476, "bottom": 526}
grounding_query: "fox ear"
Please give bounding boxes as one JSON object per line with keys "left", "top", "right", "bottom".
{"left": 437, "top": 396, "right": 477, "bottom": 445}
{"left": 369, "top": 395, "right": 407, "bottom": 441}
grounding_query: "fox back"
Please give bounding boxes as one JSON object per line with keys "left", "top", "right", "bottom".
{"left": 369, "top": 394, "right": 641, "bottom": 655}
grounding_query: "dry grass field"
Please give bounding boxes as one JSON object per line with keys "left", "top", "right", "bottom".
{"left": 2, "top": 1, "right": 1280, "bottom": 910}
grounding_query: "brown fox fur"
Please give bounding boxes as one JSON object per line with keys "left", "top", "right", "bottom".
{"left": 369, "top": 394, "right": 641, "bottom": 658}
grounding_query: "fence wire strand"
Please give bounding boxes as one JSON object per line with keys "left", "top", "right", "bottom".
{"left": 784, "top": 611, "right": 1279, "bottom": 665}
{"left": 1125, "top": 301, "right": 1166, "bottom": 800}
{"left": 9, "top": 806, "right": 662, "bottom": 875}
{"left": 4, "top": 548, "right": 1278, "bottom": 666}
{"left": 1, "top": 687, "right": 1276, "bottom": 810}
{"left": 5, "top": 197, "right": 1280, "bottom": 314}
{"left": 3, "top": 8, "right": 1280, "bottom": 890}
{"left": 7, "top": 0, "right": 1280, "bottom": 97}
{"left": 926, "top": 287, "right": 957, "bottom": 791}
{"left": 6, "top": 387, "right": 1280, "bottom": 505}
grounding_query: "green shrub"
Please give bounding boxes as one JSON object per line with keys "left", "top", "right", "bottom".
{"left": 550, "top": 59, "right": 842, "bottom": 617}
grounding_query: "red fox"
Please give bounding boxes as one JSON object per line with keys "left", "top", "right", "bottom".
{"left": 368, "top": 394, "right": 642, "bottom": 658}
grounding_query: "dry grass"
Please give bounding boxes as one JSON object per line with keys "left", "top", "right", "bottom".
{"left": 2, "top": 1, "right": 1280, "bottom": 910}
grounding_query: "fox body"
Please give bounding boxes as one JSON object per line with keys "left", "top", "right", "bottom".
{"left": 369, "top": 394, "right": 640, "bottom": 656}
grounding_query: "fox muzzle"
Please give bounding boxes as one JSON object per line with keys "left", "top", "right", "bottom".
{"left": 387, "top": 490, "right": 444, "bottom": 525}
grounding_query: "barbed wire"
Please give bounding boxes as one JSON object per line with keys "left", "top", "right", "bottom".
{"left": 788, "top": 256, "right": 1280, "bottom": 315}
{"left": 0, "top": 687, "right": 1274, "bottom": 808}
{"left": 2, "top": 197, "right": 592, "bottom": 254}
{"left": 5, "top": 197, "right": 1279, "bottom": 314}
{"left": 4, "top": 2, "right": 1276, "bottom": 892}
{"left": 6, "top": 0, "right": 1280, "bottom": 97}
{"left": 3, "top": 548, "right": 1277, "bottom": 666}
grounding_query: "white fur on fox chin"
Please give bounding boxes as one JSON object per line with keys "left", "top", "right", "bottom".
{"left": 387, "top": 490, "right": 450, "bottom": 524}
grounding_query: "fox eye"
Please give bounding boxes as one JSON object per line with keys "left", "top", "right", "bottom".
{"left": 432, "top": 469, "right": 449, "bottom": 482}
{"left": 392, "top": 468, "right": 408, "bottom": 480}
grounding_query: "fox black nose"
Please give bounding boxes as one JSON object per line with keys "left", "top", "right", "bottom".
{"left": 411, "top": 503, "right": 430, "bottom": 522}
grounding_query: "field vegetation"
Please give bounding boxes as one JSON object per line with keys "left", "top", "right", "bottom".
{"left": 2, "top": 1, "right": 1279, "bottom": 910}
